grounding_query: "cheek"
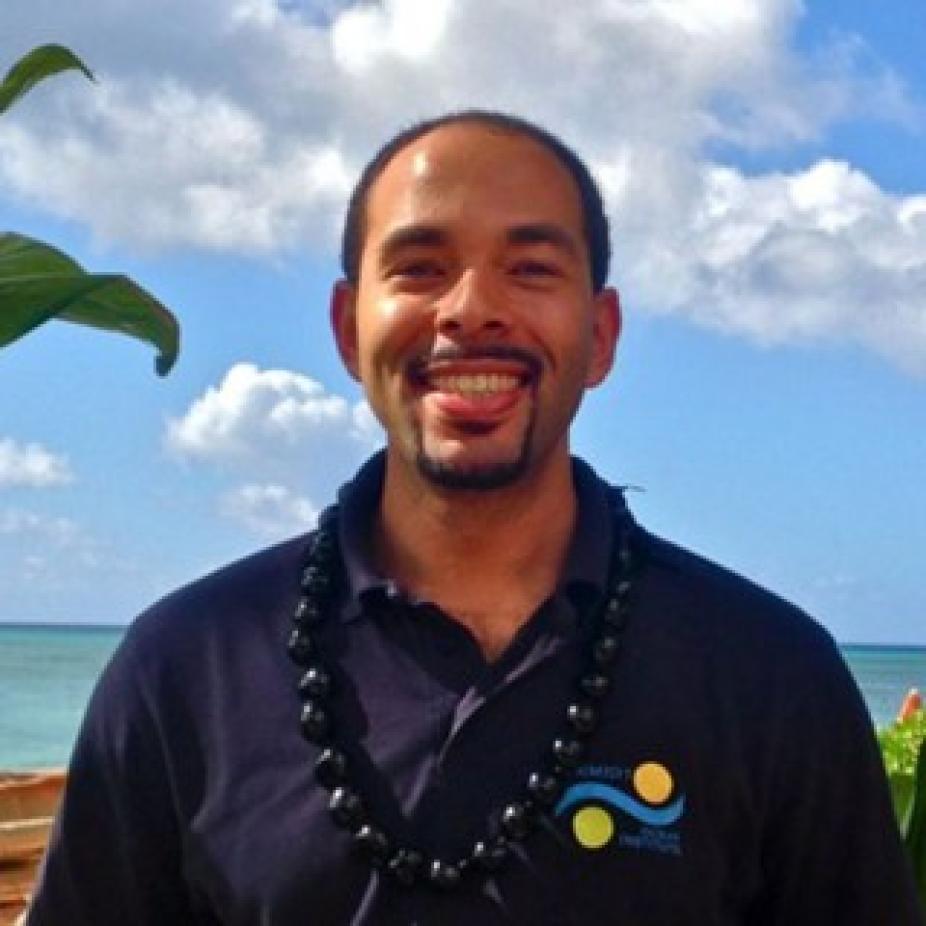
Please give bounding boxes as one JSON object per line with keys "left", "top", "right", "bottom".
{"left": 368, "top": 297, "right": 429, "bottom": 353}
{"left": 357, "top": 298, "right": 424, "bottom": 380}
{"left": 558, "top": 338, "right": 601, "bottom": 395}
{"left": 372, "top": 293, "right": 407, "bottom": 325}
{"left": 547, "top": 319, "right": 595, "bottom": 370}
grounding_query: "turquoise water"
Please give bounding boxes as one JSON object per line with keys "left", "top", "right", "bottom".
{"left": 841, "top": 644, "right": 926, "bottom": 730}
{"left": 0, "top": 624, "right": 124, "bottom": 769}
{"left": 0, "top": 624, "right": 924, "bottom": 770}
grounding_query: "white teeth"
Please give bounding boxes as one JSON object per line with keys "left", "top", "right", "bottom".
{"left": 430, "top": 373, "right": 520, "bottom": 396}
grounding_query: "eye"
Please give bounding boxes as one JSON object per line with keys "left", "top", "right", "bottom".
{"left": 510, "top": 259, "right": 559, "bottom": 278}
{"left": 391, "top": 260, "right": 444, "bottom": 279}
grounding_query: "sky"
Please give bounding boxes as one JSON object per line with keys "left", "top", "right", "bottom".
{"left": 1, "top": 0, "right": 924, "bottom": 644}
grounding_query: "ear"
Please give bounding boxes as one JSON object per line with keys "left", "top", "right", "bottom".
{"left": 330, "top": 280, "right": 361, "bottom": 382}
{"left": 585, "top": 286, "right": 621, "bottom": 388}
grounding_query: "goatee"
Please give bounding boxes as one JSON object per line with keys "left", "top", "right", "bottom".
{"left": 414, "top": 418, "right": 535, "bottom": 491}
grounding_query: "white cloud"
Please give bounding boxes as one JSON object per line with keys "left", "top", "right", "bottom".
{"left": 166, "top": 362, "right": 383, "bottom": 508}
{"left": 0, "top": 83, "right": 352, "bottom": 254}
{"left": 332, "top": 0, "right": 454, "bottom": 74}
{"left": 609, "top": 158, "right": 926, "bottom": 371}
{"left": 2, "top": 0, "right": 925, "bottom": 371}
{"left": 0, "top": 438, "right": 74, "bottom": 488}
{"left": 221, "top": 483, "right": 319, "bottom": 538}
{"left": 167, "top": 362, "right": 380, "bottom": 458}
{"left": 167, "top": 363, "right": 381, "bottom": 539}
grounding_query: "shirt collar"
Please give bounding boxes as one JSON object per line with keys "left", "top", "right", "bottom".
{"left": 336, "top": 451, "right": 615, "bottom": 622}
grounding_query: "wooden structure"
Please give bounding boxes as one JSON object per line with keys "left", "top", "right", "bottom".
{"left": 0, "top": 771, "right": 64, "bottom": 926}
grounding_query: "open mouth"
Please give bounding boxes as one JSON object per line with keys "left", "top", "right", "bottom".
{"left": 424, "top": 370, "right": 527, "bottom": 399}
{"left": 407, "top": 350, "right": 540, "bottom": 423}
{"left": 408, "top": 348, "right": 540, "bottom": 395}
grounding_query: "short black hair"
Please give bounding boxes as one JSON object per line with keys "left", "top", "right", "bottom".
{"left": 340, "top": 110, "right": 611, "bottom": 293}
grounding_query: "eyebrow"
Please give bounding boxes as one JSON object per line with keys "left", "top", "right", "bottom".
{"left": 506, "top": 223, "right": 580, "bottom": 258}
{"left": 375, "top": 221, "right": 581, "bottom": 266}
{"left": 377, "top": 225, "right": 447, "bottom": 265}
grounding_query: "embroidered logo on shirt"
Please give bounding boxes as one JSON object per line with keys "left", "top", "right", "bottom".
{"left": 554, "top": 761, "right": 685, "bottom": 855}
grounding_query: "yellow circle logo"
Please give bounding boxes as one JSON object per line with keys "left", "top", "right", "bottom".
{"left": 572, "top": 806, "right": 615, "bottom": 849}
{"left": 633, "top": 761, "right": 673, "bottom": 805}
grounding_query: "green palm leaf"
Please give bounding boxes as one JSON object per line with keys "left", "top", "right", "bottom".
{"left": 909, "top": 736, "right": 926, "bottom": 907}
{"left": 0, "top": 43, "right": 94, "bottom": 115}
{"left": 0, "top": 233, "right": 179, "bottom": 375}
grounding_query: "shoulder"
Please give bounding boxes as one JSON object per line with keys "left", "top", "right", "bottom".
{"left": 634, "top": 525, "right": 836, "bottom": 657}
{"left": 583, "top": 465, "right": 843, "bottom": 678}
{"left": 626, "top": 527, "right": 878, "bottom": 786}
{"left": 131, "top": 533, "right": 310, "bottom": 645}
{"left": 94, "top": 534, "right": 313, "bottom": 708}
{"left": 625, "top": 524, "right": 862, "bottom": 732}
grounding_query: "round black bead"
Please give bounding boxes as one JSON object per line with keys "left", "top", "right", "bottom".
{"left": 287, "top": 628, "right": 314, "bottom": 666}
{"left": 552, "top": 736, "right": 585, "bottom": 768}
{"left": 283, "top": 501, "right": 636, "bottom": 889}
{"left": 388, "top": 848, "right": 424, "bottom": 886}
{"left": 567, "top": 702, "right": 597, "bottom": 736}
{"left": 500, "top": 802, "right": 532, "bottom": 841}
{"left": 579, "top": 672, "right": 611, "bottom": 700}
{"left": 602, "top": 597, "right": 628, "bottom": 630}
{"left": 429, "top": 859, "right": 461, "bottom": 890}
{"left": 602, "top": 611, "right": 627, "bottom": 633}
{"left": 307, "top": 530, "right": 334, "bottom": 557}
{"left": 314, "top": 747, "right": 347, "bottom": 788}
{"left": 301, "top": 564, "right": 331, "bottom": 595}
{"left": 294, "top": 597, "right": 323, "bottom": 627}
{"left": 353, "top": 824, "right": 391, "bottom": 867}
{"left": 328, "top": 786, "right": 365, "bottom": 830}
{"left": 593, "top": 633, "right": 620, "bottom": 666}
{"left": 527, "top": 770, "right": 562, "bottom": 807}
{"left": 298, "top": 664, "right": 332, "bottom": 699}
{"left": 471, "top": 838, "right": 509, "bottom": 871}
{"left": 617, "top": 537, "right": 633, "bottom": 571}
{"left": 300, "top": 701, "right": 330, "bottom": 742}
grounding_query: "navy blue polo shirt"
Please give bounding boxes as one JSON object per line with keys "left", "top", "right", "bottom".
{"left": 27, "top": 456, "right": 923, "bottom": 925}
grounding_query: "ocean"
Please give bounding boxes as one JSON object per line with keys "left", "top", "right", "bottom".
{"left": 0, "top": 624, "right": 924, "bottom": 770}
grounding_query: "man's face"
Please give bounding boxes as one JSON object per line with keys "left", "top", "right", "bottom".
{"left": 332, "top": 122, "right": 619, "bottom": 491}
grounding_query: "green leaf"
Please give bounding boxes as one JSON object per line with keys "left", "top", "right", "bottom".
{"left": 881, "top": 709, "right": 926, "bottom": 911}
{"left": 888, "top": 771, "right": 915, "bottom": 835}
{"left": 0, "top": 233, "right": 179, "bottom": 376}
{"left": 879, "top": 710, "right": 926, "bottom": 780}
{"left": 0, "top": 44, "right": 94, "bottom": 115}
{"left": 908, "top": 734, "right": 926, "bottom": 908}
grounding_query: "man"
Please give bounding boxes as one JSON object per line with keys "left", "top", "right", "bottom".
{"left": 27, "top": 111, "right": 922, "bottom": 924}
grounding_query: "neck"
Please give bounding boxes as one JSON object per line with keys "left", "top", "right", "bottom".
{"left": 373, "top": 447, "right": 578, "bottom": 658}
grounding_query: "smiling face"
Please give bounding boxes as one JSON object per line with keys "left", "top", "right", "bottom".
{"left": 332, "top": 121, "right": 620, "bottom": 493}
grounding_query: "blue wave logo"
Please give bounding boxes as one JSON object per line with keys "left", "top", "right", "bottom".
{"left": 555, "top": 781, "right": 685, "bottom": 827}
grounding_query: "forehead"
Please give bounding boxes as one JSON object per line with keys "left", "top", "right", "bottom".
{"left": 362, "top": 123, "right": 585, "bottom": 255}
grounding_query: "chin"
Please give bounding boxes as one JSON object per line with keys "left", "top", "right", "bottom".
{"left": 415, "top": 449, "right": 530, "bottom": 492}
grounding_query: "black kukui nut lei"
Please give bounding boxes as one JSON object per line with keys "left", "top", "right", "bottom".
{"left": 287, "top": 491, "right": 636, "bottom": 890}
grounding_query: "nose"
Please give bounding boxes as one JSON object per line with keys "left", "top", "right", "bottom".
{"left": 434, "top": 268, "right": 509, "bottom": 339}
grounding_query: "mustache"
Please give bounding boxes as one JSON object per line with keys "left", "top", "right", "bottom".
{"left": 406, "top": 345, "right": 543, "bottom": 380}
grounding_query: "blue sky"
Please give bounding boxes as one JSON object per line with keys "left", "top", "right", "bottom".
{"left": 2, "top": 0, "right": 924, "bottom": 643}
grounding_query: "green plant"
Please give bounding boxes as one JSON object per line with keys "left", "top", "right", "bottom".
{"left": 0, "top": 44, "right": 94, "bottom": 115}
{"left": 0, "top": 44, "right": 179, "bottom": 375}
{"left": 0, "top": 234, "right": 179, "bottom": 375}
{"left": 879, "top": 708, "right": 926, "bottom": 909}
